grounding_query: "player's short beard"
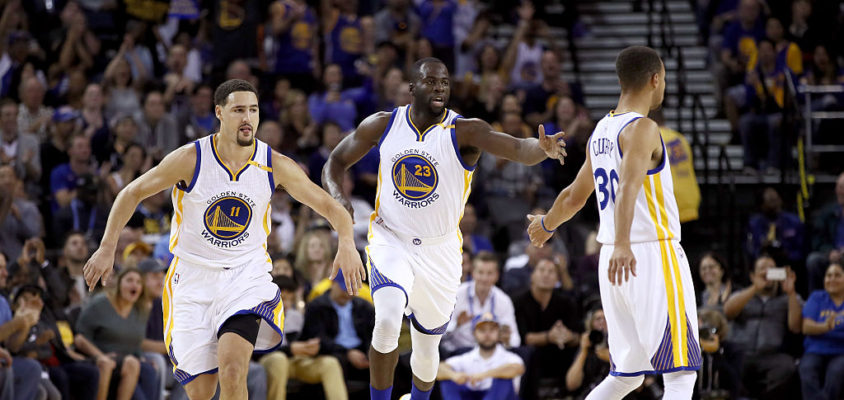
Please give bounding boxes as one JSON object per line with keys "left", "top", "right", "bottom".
{"left": 237, "top": 135, "right": 254, "bottom": 147}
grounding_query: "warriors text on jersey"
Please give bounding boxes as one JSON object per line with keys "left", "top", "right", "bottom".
{"left": 589, "top": 111, "right": 682, "bottom": 245}
{"left": 168, "top": 134, "right": 274, "bottom": 267}
{"left": 368, "top": 105, "right": 473, "bottom": 241}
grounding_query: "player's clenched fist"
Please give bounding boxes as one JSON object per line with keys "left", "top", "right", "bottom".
{"left": 608, "top": 245, "right": 637, "bottom": 286}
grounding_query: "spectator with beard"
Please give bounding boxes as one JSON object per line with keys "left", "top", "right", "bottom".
{"left": 437, "top": 313, "right": 524, "bottom": 400}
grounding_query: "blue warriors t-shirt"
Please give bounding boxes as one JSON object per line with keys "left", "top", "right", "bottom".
{"left": 803, "top": 290, "right": 844, "bottom": 355}
{"left": 418, "top": 0, "right": 456, "bottom": 47}
{"left": 274, "top": 3, "right": 317, "bottom": 75}
{"left": 328, "top": 15, "right": 363, "bottom": 80}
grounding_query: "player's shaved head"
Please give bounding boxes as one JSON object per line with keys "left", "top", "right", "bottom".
{"left": 410, "top": 57, "right": 446, "bottom": 83}
{"left": 615, "top": 46, "right": 663, "bottom": 92}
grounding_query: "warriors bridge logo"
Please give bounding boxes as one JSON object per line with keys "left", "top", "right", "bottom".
{"left": 202, "top": 194, "right": 253, "bottom": 247}
{"left": 391, "top": 154, "right": 439, "bottom": 208}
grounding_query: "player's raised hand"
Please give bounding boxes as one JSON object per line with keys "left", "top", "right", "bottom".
{"left": 83, "top": 247, "right": 115, "bottom": 291}
{"left": 526, "top": 214, "right": 554, "bottom": 248}
{"left": 330, "top": 238, "right": 365, "bottom": 296}
{"left": 608, "top": 245, "right": 637, "bottom": 286}
{"left": 537, "top": 125, "right": 567, "bottom": 165}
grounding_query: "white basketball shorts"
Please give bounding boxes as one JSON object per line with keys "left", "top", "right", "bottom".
{"left": 162, "top": 254, "right": 284, "bottom": 384}
{"left": 365, "top": 218, "right": 462, "bottom": 334}
{"left": 598, "top": 240, "right": 702, "bottom": 376}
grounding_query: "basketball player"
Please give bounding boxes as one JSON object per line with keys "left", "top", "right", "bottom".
{"left": 83, "top": 79, "right": 365, "bottom": 400}
{"left": 527, "top": 46, "right": 701, "bottom": 399}
{"left": 322, "top": 57, "right": 567, "bottom": 400}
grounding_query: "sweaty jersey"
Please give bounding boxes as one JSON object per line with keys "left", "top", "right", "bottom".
{"left": 369, "top": 105, "right": 473, "bottom": 240}
{"left": 169, "top": 134, "right": 274, "bottom": 267}
{"left": 589, "top": 111, "right": 681, "bottom": 245}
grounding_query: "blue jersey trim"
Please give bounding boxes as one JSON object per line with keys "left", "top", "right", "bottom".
{"left": 408, "top": 313, "right": 449, "bottom": 335}
{"left": 449, "top": 115, "right": 476, "bottom": 171}
{"left": 177, "top": 140, "right": 201, "bottom": 192}
{"left": 174, "top": 367, "right": 219, "bottom": 385}
{"left": 609, "top": 366, "right": 701, "bottom": 377}
{"left": 369, "top": 260, "right": 408, "bottom": 307}
{"left": 377, "top": 108, "right": 398, "bottom": 151}
{"left": 266, "top": 145, "right": 275, "bottom": 191}
{"left": 646, "top": 134, "right": 667, "bottom": 175}
{"left": 616, "top": 116, "right": 642, "bottom": 158}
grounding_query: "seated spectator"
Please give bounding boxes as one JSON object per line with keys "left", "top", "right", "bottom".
{"left": 723, "top": 255, "right": 802, "bottom": 399}
{"left": 501, "top": 241, "right": 553, "bottom": 296}
{"left": 799, "top": 263, "right": 844, "bottom": 400}
{"left": 178, "top": 83, "right": 217, "bottom": 142}
{"left": 523, "top": 51, "right": 584, "bottom": 128}
{"left": 39, "top": 107, "right": 77, "bottom": 195}
{"left": 0, "top": 252, "right": 58, "bottom": 400}
{"left": 501, "top": 3, "right": 550, "bottom": 88}
{"left": 654, "top": 110, "right": 700, "bottom": 224}
{"left": 719, "top": 0, "right": 764, "bottom": 127}
{"left": 49, "top": 135, "right": 94, "bottom": 211}
{"left": 102, "top": 38, "right": 144, "bottom": 119}
{"left": 162, "top": 44, "right": 196, "bottom": 110}
{"left": 753, "top": 17, "right": 802, "bottom": 76}
{"left": 52, "top": 173, "right": 109, "bottom": 244}
{"left": 512, "top": 259, "right": 582, "bottom": 399}
{"left": 260, "top": 276, "right": 348, "bottom": 400}
{"left": 134, "top": 90, "right": 180, "bottom": 161}
{"left": 308, "top": 121, "right": 344, "bottom": 187}
{"left": 746, "top": 187, "right": 804, "bottom": 265}
{"left": 294, "top": 230, "right": 335, "bottom": 296}
{"left": 373, "top": 0, "right": 420, "bottom": 69}
{"left": 281, "top": 90, "right": 318, "bottom": 154}
{"left": 445, "top": 252, "right": 520, "bottom": 354}
{"left": 321, "top": 1, "right": 368, "bottom": 87}
{"left": 459, "top": 204, "right": 494, "bottom": 255}
{"left": 0, "top": 99, "right": 41, "bottom": 186}
{"left": 267, "top": 0, "right": 319, "bottom": 92}
{"left": 299, "top": 274, "right": 375, "bottom": 392}
{"left": 75, "top": 268, "right": 159, "bottom": 400}
{"left": 807, "top": 172, "right": 844, "bottom": 293}
{"left": 7, "top": 285, "right": 100, "bottom": 400}
{"left": 697, "top": 308, "right": 740, "bottom": 399}
{"left": 80, "top": 83, "right": 110, "bottom": 145}
{"left": 738, "top": 39, "right": 790, "bottom": 174}
{"left": 437, "top": 313, "right": 524, "bottom": 400}
{"left": 105, "top": 143, "right": 147, "bottom": 203}
{"left": 307, "top": 64, "right": 360, "bottom": 133}
{"left": 17, "top": 76, "right": 53, "bottom": 141}
{"left": 565, "top": 308, "right": 610, "bottom": 399}
{"left": 0, "top": 165, "right": 43, "bottom": 261}
{"left": 697, "top": 252, "right": 733, "bottom": 310}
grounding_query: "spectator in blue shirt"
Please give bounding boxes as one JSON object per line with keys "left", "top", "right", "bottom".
{"left": 307, "top": 64, "right": 361, "bottom": 132}
{"left": 49, "top": 135, "right": 93, "bottom": 211}
{"left": 418, "top": 0, "right": 457, "bottom": 70}
{"left": 747, "top": 187, "right": 804, "bottom": 265}
{"left": 799, "top": 263, "right": 844, "bottom": 400}
{"left": 807, "top": 172, "right": 844, "bottom": 293}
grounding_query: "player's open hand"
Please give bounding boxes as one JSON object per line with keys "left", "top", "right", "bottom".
{"left": 537, "top": 125, "right": 567, "bottom": 165}
{"left": 83, "top": 247, "right": 115, "bottom": 291}
{"left": 330, "top": 238, "right": 365, "bottom": 296}
{"left": 526, "top": 214, "right": 554, "bottom": 248}
{"left": 608, "top": 245, "right": 637, "bottom": 286}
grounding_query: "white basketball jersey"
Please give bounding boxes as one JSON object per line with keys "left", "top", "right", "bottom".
{"left": 589, "top": 111, "right": 681, "bottom": 245}
{"left": 369, "top": 105, "right": 473, "bottom": 240}
{"left": 168, "top": 134, "right": 274, "bottom": 267}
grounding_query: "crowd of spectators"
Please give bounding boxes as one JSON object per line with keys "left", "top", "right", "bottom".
{"left": 0, "top": 0, "right": 840, "bottom": 399}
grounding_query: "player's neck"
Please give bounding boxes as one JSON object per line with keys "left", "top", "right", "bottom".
{"left": 409, "top": 104, "right": 444, "bottom": 133}
{"left": 614, "top": 92, "right": 651, "bottom": 117}
{"left": 215, "top": 131, "right": 254, "bottom": 161}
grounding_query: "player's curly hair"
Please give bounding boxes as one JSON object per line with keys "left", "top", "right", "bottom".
{"left": 214, "top": 79, "right": 258, "bottom": 107}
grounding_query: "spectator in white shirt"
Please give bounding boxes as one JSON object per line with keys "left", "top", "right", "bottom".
{"left": 444, "top": 251, "right": 520, "bottom": 353}
{"left": 437, "top": 312, "right": 525, "bottom": 400}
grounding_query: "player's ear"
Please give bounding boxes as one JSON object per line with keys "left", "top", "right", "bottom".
{"left": 215, "top": 105, "right": 222, "bottom": 121}
{"left": 651, "top": 73, "right": 659, "bottom": 88}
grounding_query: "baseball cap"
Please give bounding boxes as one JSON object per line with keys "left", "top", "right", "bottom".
{"left": 333, "top": 271, "right": 346, "bottom": 291}
{"left": 53, "top": 106, "right": 80, "bottom": 123}
{"left": 472, "top": 312, "right": 499, "bottom": 330}
{"left": 138, "top": 257, "right": 167, "bottom": 274}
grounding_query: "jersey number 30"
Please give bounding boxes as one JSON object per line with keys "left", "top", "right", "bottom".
{"left": 594, "top": 167, "right": 619, "bottom": 210}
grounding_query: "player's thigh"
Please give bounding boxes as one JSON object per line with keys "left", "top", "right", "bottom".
{"left": 406, "top": 245, "right": 461, "bottom": 331}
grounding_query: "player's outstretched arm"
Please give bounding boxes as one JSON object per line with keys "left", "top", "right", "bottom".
{"left": 274, "top": 151, "right": 364, "bottom": 295}
{"left": 84, "top": 144, "right": 196, "bottom": 290}
{"left": 456, "top": 118, "right": 566, "bottom": 166}
{"left": 527, "top": 156, "right": 595, "bottom": 248}
{"left": 609, "top": 118, "right": 661, "bottom": 286}
{"left": 321, "top": 112, "right": 391, "bottom": 216}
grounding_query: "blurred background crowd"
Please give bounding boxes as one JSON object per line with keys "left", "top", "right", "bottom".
{"left": 0, "top": 0, "right": 842, "bottom": 399}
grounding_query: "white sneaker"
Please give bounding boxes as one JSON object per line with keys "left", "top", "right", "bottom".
{"left": 398, "top": 394, "right": 411, "bottom": 400}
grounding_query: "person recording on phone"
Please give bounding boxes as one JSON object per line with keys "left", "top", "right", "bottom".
{"left": 723, "top": 254, "right": 802, "bottom": 399}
